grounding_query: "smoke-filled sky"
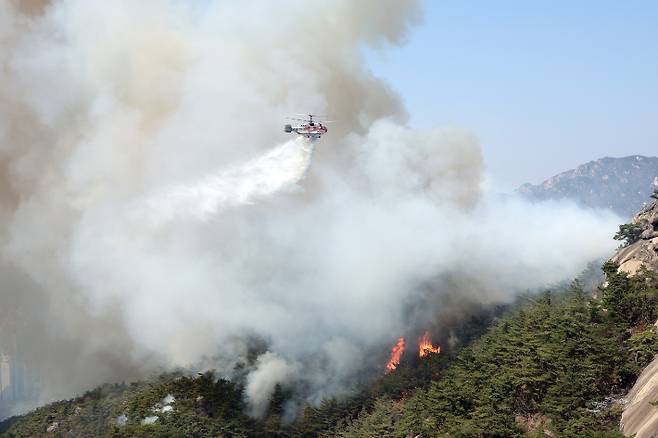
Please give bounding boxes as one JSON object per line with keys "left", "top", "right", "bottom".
{"left": 365, "top": 0, "right": 658, "bottom": 189}
{"left": 0, "top": 0, "right": 623, "bottom": 419}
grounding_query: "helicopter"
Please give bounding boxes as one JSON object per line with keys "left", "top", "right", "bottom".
{"left": 284, "top": 114, "right": 331, "bottom": 141}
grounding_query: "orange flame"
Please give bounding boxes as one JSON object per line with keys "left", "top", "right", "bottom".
{"left": 418, "top": 331, "right": 440, "bottom": 358}
{"left": 385, "top": 337, "right": 406, "bottom": 373}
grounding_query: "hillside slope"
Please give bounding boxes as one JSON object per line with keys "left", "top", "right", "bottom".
{"left": 3, "top": 285, "right": 643, "bottom": 438}
{"left": 0, "top": 373, "right": 263, "bottom": 438}
{"left": 518, "top": 155, "right": 658, "bottom": 218}
{"left": 4, "top": 204, "right": 658, "bottom": 437}
{"left": 3, "top": 279, "right": 655, "bottom": 437}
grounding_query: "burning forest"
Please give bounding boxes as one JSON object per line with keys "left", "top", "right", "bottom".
{"left": 0, "top": 0, "right": 638, "bottom": 436}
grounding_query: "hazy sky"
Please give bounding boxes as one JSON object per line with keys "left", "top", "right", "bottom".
{"left": 365, "top": 0, "right": 658, "bottom": 189}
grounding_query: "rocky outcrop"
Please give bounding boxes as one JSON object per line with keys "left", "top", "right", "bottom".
{"left": 518, "top": 155, "right": 658, "bottom": 218}
{"left": 621, "top": 358, "right": 658, "bottom": 437}
{"left": 611, "top": 201, "right": 658, "bottom": 275}
{"left": 617, "top": 200, "right": 658, "bottom": 437}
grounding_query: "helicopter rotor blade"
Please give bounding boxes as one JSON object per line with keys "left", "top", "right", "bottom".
{"left": 295, "top": 113, "right": 329, "bottom": 118}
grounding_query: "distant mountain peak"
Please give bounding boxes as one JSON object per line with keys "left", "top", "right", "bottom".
{"left": 517, "top": 155, "right": 658, "bottom": 218}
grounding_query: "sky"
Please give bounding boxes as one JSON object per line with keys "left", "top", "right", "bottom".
{"left": 364, "top": 0, "right": 658, "bottom": 189}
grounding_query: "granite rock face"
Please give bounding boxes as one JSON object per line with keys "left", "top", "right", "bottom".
{"left": 611, "top": 201, "right": 658, "bottom": 275}
{"left": 621, "top": 358, "right": 658, "bottom": 438}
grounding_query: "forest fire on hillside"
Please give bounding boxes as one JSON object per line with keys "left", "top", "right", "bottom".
{"left": 418, "top": 331, "right": 440, "bottom": 358}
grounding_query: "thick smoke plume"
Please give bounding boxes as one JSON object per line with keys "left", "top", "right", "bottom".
{"left": 0, "top": 0, "right": 620, "bottom": 418}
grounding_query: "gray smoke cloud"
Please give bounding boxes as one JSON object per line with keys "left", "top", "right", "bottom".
{"left": 0, "top": 0, "right": 620, "bottom": 418}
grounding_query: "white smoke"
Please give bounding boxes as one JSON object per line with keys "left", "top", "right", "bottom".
{"left": 245, "top": 352, "right": 299, "bottom": 419}
{"left": 0, "top": 0, "right": 620, "bottom": 419}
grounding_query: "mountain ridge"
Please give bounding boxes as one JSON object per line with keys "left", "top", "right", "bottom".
{"left": 518, "top": 155, "right": 658, "bottom": 218}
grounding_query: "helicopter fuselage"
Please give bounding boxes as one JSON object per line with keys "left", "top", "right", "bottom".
{"left": 284, "top": 115, "right": 329, "bottom": 141}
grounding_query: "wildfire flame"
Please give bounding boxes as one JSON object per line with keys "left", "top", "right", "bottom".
{"left": 385, "top": 337, "right": 406, "bottom": 373}
{"left": 418, "top": 331, "right": 440, "bottom": 357}
{"left": 385, "top": 332, "right": 440, "bottom": 373}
